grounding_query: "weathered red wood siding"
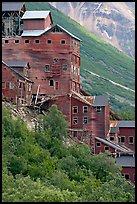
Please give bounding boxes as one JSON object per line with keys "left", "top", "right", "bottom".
{"left": 118, "top": 127, "right": 135, "bottom": 151}
{"left": 121, "top": 167, "right": 135, "bottom": 184}
{"left": 94, "top": 138, "right": 115, "bottom": 154}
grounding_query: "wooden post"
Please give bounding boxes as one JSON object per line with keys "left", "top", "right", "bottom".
{"left": 35, "top": 85, "right": 40, "bottom": 105}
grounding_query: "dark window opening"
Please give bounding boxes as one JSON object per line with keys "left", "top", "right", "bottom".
{"left": 47, "top": 39, "right": 52, "bottom": 44}
{"left": 5, "top": 40, "right": 9, "bottom": 44}
{"left": 62, "top": 64, "right": 68, "bottom": 71}
{"left": 96, "top": 106, "right": 101, "bottom": 112}
{"left": 45, "top": 64, "right": 50, "bottom": 72}
{"left": 104, "top": 146, "right": 109, "bottom": 151}
{"left": 83, "top": 106, "right": 88, "bottom": 113}
{"left": 73, "top": 131, "right": 77, "bottom": 137}
{"left": 110, "top": 136, "right": 114, "bottom": 141}
{"left": 83, "top": 116, "right": 88, "bottom": 124}
{"left": 61, "top": 40, "right": 66, "bottom": 44}
{"left": 24, "top": 39, "right": 30, "bottom": 44}
{"left": 129, "top": 136, "right": 134, "bottom": 144}
{"left": 73, "top": 117, "right": 78, "bottom": 125}
{"left": 73, "top": 106, "right": 78, "bottom": 114}
{"left": 14, "top": 39, "right": 19, "bottom": 44}
{"left": 50, "top": 80, "right": 54, "bottom": 86}
{"left": 121, "top": 136, "right": 125, "bottom": 143}
{"left": 124, "top": 174, "right": 130, "bottom": 180}
{"left": 35, "top": 39, "right": 40, "bottom": 44}
{"left": 96, "top": 142, "right": 101, "bottom": 147}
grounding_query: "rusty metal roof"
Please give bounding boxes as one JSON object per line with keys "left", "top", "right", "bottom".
{"left": 22, "top": 10, "right": 50, "bottom": 19}
{"left": 93, "top": 95, "right": 109, "bottom": 106}
{"left": 116, "top": 121, "right": 135, "bottom": 128}
{"left": 116, "top": 155, "right": 135, "bottom": 167}
{"left": 2, "top": 2, "right": 25, "bottom": 11}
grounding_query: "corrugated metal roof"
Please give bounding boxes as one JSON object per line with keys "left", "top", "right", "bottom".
{"left": 21, "top": 27, "right": 50, "bottom": 37}
{"left": 116, "top": 121, "right": 135, "bottom": 128}
{"left": 110, "top": 126, "right": 119, "bottom": 133}
{"left": 6, "top": 61, "right": 28, "bottom": 68}
{"left": 2, "top": 60, "right": 33, "bottom": 83}
{"left": 2, "top": 2, "right": 24, "bottom": 11}
{"left": 95, "top": 136, "right": 129, "bottom": 152}
{"left": 22, "top": 11, "right": 50, "bottom": 19}
{"left": 21, "top": 24, "right": 81, "bottom": 41}
{"left": 93, "top": 95, "right": 109, "bottom": 106}
{"left": 116, "top": 155, "right": 135, "bottom": 167}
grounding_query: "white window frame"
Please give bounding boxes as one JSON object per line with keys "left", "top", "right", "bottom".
{"left": 49, "top": 79, "right": 54, "bottom": 86}
{"left": 62, "top": 64, "right": 68, "bottom": 71}
{"left": 9, "top": 82, "right": 14, "bottom": 89}
{"left": 104, "top": 146, "right": 109, "bottom": 151}
{"left": 73, "top": 106, "right": 78, "bottom": 114}
{"left": 24, "top": 39, "right": 30, "bottom": 44}
{"left": 96, "top": 106, "right": 101, "bottom": 112}
{"left": 110, "top": 136, "right": 115, "bottom": 141}
{"left": 45, "top": 64, "right": 50, "bottom": 72}
{"left": 96, "top": 142, "right": 101, "bottom": 147}
{"left": 47, "top": 39, "right": 52, "bottom": 44}
{"left": 83, "top": 106, "right": 88, "bottom": 113}
{"left": 129, "top": 136, "right": 134, "bottom": 144}
{"left": 5, "top": 39, "right": 9, "bottom": 44}
{"left": 83, "top": 116, "right": 88, "bottom": 124}
{"left": 14, "top": 39, "right": 19, "bottom": 44}
{"left": 60, "top": 39, "right": 66, "bottom": 44}
{"left": 73, "top": 117, "right": 78, "bottom": 125}
{"left": 120, "top": 136, "right": 125, "bottom": 143}
{"left": 123, "top": 173, "right": 130, "bottom": 180}
{"left": 35, "top": 39, "right": 40, "bottom": 44}
{"left": 2, "top": 82, "right": 6, "bottom": 89}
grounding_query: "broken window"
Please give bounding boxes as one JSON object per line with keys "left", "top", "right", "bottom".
{"left": 104, "top": 146, "right": 109, "bottom": 151}
{"left": 110, "top": 136, "right": 115, "bottom": 141}
{"left": 53, "top": 58, "right": 60, "bottom": 64}
{"left": 96, "top": 106, "right": 101, "bottom": 112}
{"left": 124, "top": 174, "right": 130, "bottom": 180}
{"left": 50, "top": 80, "right": 54, "bottom": 86}
{"left": 73, "top": 117, "right": 78, "bottom": 125}
{"left": 62, "top": 64, "right": 68, "bottom": 71}
{"left": 83, "top": 116, "right": 88, "bottom": 124}
{"left": 45, "top": 64, "right": 50, "bottom": 72}
{"left": 73, "top": 106, "right": 78, "bottom": 114}
{"left": 83, "top": 106, "right": 88, "bottom": 113}
{"left": 73, "top": 131, "right": 77, "bottom": 137}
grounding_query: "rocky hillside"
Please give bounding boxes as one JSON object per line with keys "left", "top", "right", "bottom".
{"left": 50, "top": 2, "right": 135, "bottom": 58}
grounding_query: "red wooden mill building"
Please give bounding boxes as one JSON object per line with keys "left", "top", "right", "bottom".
{"left": 2, "top": 2, "right": 135, "bottom": 183}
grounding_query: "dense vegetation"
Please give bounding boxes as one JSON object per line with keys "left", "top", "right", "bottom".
{"left": 2, "top": 104, "right": 135, "bottom": 202}
{"left": 25, "top": 2, "right": 135, "bottom": 119}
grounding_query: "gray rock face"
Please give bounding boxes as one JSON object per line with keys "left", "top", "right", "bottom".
{"left": 50, "top": 2, "right": 135, "bottom": 58}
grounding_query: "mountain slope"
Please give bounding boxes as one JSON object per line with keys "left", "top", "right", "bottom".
{"left": 49, "top": 2, "right": 135, "bottom": 58}
{"left": 25, "top": 2, "right": 135, "bottom": 116}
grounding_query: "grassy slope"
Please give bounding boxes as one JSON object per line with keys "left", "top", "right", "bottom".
{"left": 25, "top": 2, "right": 135, "bottom": 115}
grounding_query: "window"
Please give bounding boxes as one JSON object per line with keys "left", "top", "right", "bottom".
{"left": 55, "top": 81, "right": 59, "bottom": 90}
{"left": 45, "top": 64, "right": 50, "bottom": 72}
{"left": 120, "top": 136, "right": 125, "bottom": 143}
{"left": 47, "top": 39, "right": 52, "bottom": 44}
{"left": 2, "top": 82, "right": 6, "bottom": 89}
{"left": 19, "top": 82, "right": 22, "bottom": 88}
{"left": 124, "top": 174, "right": 130, "bottom": 180}
{"left": 14, "top": 39, "right": 19, "bottom": 44}
{"left": 73, "top": 131, "right": 77, "bottom": 137}
{"left": 129, "top": 136, "right": 134, "bottom": 144}
{"left": 60, "top": 40, "right": 66, "bottom": 44}
{"left": 83, "top": 106, "right": 88, "bottom": 113}
{"left": 24, "top": 39, "right": 30, "bottom": 44}
{"left": 83, "top": 116, "right": 88, "bottom": 124}
{"left": 62, "top": 64, "right": 68, "bottom": 71}
{"left": 96, "top": 142, "right": 101, "bottom": 147}
{"left": 73, "top": 106, "right": 78, "bottom": 114}
{"left": 96, "top": 106, "right": 101, "bottom": 112}
{"left": 35, "top": 39, "right": 40, "bottom": 44}
{"left": 110, "top": 136, "right": 114, "bottom": 141}
{"left": 9, "top": 82, "right": 14, "bottom": 89}
{"left": 5, "top": 40, "right": 9, "bottom": 44}
{"left": 104, "top": 146, "right": 109, "bottom": 151}
{"left": 73, "top": 117, "right": 78, "bottom": 125}
{"left": 49, "top": 80, "right": 54, "bottom": 86}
